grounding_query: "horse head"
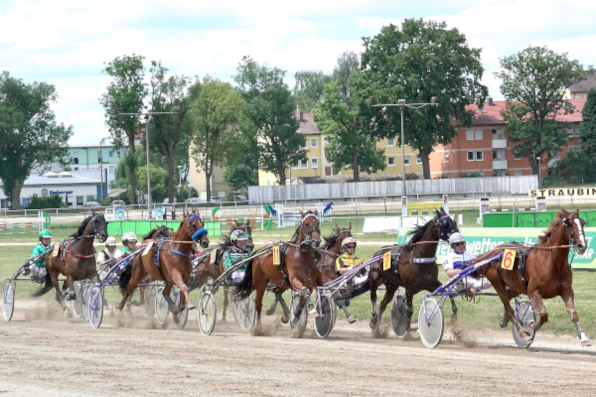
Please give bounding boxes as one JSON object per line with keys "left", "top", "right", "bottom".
{"left": 561, "top": 207, "right": 587, "bottom": 255}
{"left": 435, "top": 207, "right": 458, "bottom": 241}
{"left": 91, "top": 212, "right": 108, "bottom": 243}
{"left": 317, "top": 223, "right": 354, "bottom": 284}
{"left": 298, "top": 209, "right": 321, "bottom": 251}
{"left": 188, "top": 210, "right": 209, "bottom": 249}
{"left": 236, "top": 219, "right": 254, "bottom": 251}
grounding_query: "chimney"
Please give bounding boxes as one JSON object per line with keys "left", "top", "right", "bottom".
{"left": 298, "top": 110, "right": 304, "bottom": 122}
{"left": 487, "top": 96, "right": 494, "bottom": 107}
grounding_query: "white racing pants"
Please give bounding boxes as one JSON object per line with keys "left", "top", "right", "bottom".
{"left": 30, "top": 265, "right": 47, "bottom": 280}
{"left": 461, "top": 276, "right": 493, "bottom": 292}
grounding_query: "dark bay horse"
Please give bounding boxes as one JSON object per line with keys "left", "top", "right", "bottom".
{"left": 117, "top": 210, "right": 209, "bottom": 316}
{"left": 234, "top": 210, "right": 321, "bottom": 327}
{"left": 472, "top": 208, "right": 590, "bottom": 347}
{"left": 35, "top": 213, "right": 108, "bottom": 315}
{"left": 142, "top": 225, "right": 173, "bottom": 241}
{"left": 369, "top": 208, "right": 459, "bottom": 333}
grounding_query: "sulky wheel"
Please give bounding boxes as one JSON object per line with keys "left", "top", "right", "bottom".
{"left": 3, "top": 280, "right": 15, "bottom": 322}
{"left": 154, "top": 286, "right": 169, "bottom": 325}
{"left": 235, "top": 294, "right": 256, "bottom": 332}
{"left": 512, "top": 299, "right": 536, "bottom": 349}
{"left": 391, "top": 293, "right": 409, "bottom": 338}
{"left": 289, "top": 293, "right": 308, "bottom": 338}
{"left": 144, "top": 285, "right": 156, "bottom": 318}
{"left": 81, "top": 282, "right": 90, "bottom": 321}
{"left": 172, "top": 286, "right": 188, "bottom": 330}
{"left": 72, "top": 281, "right": 83, "bottom": 318}
{"left": 314, "top": 294, "right": 336, "bottom": 339}
{"left": 88, "top": 285, "right": 104, "bottom": 329}
{"left": 197, "top": 289, "right": 217, "bottom": 336}
{"left": 418, "top": 298, "right": 444, "bottom": 348}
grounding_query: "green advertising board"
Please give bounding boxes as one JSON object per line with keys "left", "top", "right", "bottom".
{"left": 397, "top": 227, "right": 596, "bottom": 270}
{"left": 107, "top": 220, "right": 221, "bottom": 238}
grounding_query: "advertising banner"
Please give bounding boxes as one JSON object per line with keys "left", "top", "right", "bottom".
{"left": 397, "top": 227, "right": 596, "bottom": 269}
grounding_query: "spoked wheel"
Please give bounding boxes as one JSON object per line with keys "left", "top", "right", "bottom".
{"left": 72, "top": 281, "right": 83, "bottom": 318}
{"left": 314, "top": 294, "right": 336, "bottom": 339}
{"left": 197, "top": 287, "right": 217, "bottom": 336}
{"left": 234, "top": 294, "right": 256, "bottom": 332}
{"left": 391, "top": 293, "right": 409, "bottom": 338}
{"left": 512, "top": 299, "right": 536, "bottom": 349}
{"left": 418, "top": 298, "right": 444, "bottom": 348}
{"left": 81, "top": 283, "right": 90, "bottom": 321}
{"left": 155, "top": 286, "right": 170, "bottom": 325}
{"left": 289, "top": 293, "right": 308, "bottom": 338}
{"left": 144, "top": 285, "right": 156, "bottom": 318}
{"left": 3, "top": 280, "right": 15, "bottom": 322}
{"left": 88, "top": 286, "right": 104, "bottom": 329}
{"left": 172, "top": 286, "right": 188, "bottom": 330}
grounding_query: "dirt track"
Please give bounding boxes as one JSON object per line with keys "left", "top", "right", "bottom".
{"left": 1, "top": 303, "right": 596, "bottom": 397}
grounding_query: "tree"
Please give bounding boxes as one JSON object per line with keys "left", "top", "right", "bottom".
{"left": 496, "top": 46, "right": 588, "bottom": 175}
{"left": 223, "top": 131, "right": 259, "bottom": 191}
{"left": 314, "top": 81, "right": 385, "bottom": 180}
{"left": 580, "top": 88, "right": 596, "bottom": 160}
{"left": 235, "top": 56, "right": 307, "bottom": 184}
{"left": 0, "top": 72, "right": 73, "bottom": 209}
{"left": 191, "top": 77, "right": 245, "bottom": 200}
{"left": 135, "top": 164, "right": 169, "bottom": 203}
{"left": 99, "top": 54, "right": 147, "bottom": 204}
{"left": 147, "top": 61, "right": 195, "bottom": 203}
{"left": 354, "top": 19, "right": 488, "bottom": 179}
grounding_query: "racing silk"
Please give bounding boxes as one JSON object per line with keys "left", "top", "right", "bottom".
{"left": 443, "top": 250, "right": 476, "bottom": 271}
{"left": 223, "top": 246, "right": 251, "bottom": 272}
{"left": 31, "top": 243, "right": 50, "bottom": 268}
{"left": 97, "top": 248, "right": 116, "bottom": 265}
{"left": 115, "top": 246, "right": 134, "bottom": 260}
{"left": 335, "top": 252, "right": 363, "bottom": 273}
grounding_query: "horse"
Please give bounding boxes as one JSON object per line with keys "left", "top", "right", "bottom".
{"left": 234, "top": 210, "right": 321, "bottom": 327}
{"left": 142, "top": 225, "right": 173, "bottom": 241}
{"left": 368, "top": 208, "right": 459, "bottom": 334}
{"left": 471, "top": 208, "right": 590, "bottom": 347}
{"left": 34, "top": 213, "right": 108, "bottom": 315}
{"left": 191, "top": 218, "right": 255, "bottom": 320}
{"left": 117, "top": 210, "right": 209, "bottom": 317}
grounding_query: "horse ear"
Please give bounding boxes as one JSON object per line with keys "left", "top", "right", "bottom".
{"left": 235, "top": 220, "right": 241, "bottom": 226}
{"left": 348, "top": 222, "right": 352, "bottom": 231}
{"left": 335, "top": 223, "right": 339, "bottom": 230}
{"left": 299, "top": 210, "right": 305, "bottom": 217}
{"left": 92, "top": 210, "right": 96, "bottom": 216}
{"left": 575, "top": 206, "right": 580, "bottom": 215}
{"left": 561, "top": 208, "right": 569, "bottom": 217}
{"left": 435, "top": 208, "right": 441, "bottom": 217}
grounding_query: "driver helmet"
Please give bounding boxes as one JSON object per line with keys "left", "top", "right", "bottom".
{"left": 230, "top": 230, "right": 248, "bottom": 243}
{"left": 105, "top": 236, "right": 117, "bottom": 248}
{"left": 122, "top": 232, "right": 138, "bottom": 245}
{"left": 39, "top": 229, "right": 52, "bottom": 243}
{"left": 448, "top": 232, "right": 466, "bottom": 248}
{"left": 342, "top": 237, "right": 357, "bottom": 249}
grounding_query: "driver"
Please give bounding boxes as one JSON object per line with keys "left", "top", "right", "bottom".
{"left": 97, "top": 236, "right": 118, "bottom": 280}
{"left": 443, "top": 233, "right": 492, "bottom": 295}
{"left": 336, "top": 237, "right": 366, "bottom": 279}
{"left": 223, "top": 230, "right": 251, "bottom": 283}
{"left": 115, "top": 232, "right": 137, "bottom": 260}
{"left": 29, "top": 229, "right": 52, "bottom": 281}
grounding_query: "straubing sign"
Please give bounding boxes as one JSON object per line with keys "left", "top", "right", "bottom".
{"left": 397, "top": 227, "right": 596, "bottom": 269}
{"left": 528, "top": 187, "right": 596, "bottom": 197}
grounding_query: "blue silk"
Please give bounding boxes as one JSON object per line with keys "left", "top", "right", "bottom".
{"left": 192, "top": 228, "right": 208, "bottom": 240}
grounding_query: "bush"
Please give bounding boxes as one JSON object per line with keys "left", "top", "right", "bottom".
{"left": 26, "top": 194, "right": 64, "bottom": 209}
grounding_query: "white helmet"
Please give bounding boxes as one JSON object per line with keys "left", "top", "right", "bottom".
{"left": 105, "top": 236, "right": 117, "bottom": 247}
{"left": 448, "top": 232, "right": 466, "bottom": 246}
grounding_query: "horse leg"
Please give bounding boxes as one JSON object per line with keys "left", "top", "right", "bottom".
{"left": 337, "top": 298, "right": 355, "bottom": 323}
{"left": 527, "top": 288, "right": 547, "bottom": 332}
{"left": 561, "top": 286, "right": 591, "bottom": 346}
{"left": 274, "top": 293, "right": 290, "bottom": 323}
{"left": 161, "top": 283, "right": 178, "bottom": 315}
{"left": 222, "top": 287, "right": 229, "bottom": 321}
{"left": 64, "top": 275, "right": 76, "bottom": 301}
{"left": 117, "top": 261, "right": 146, "bottom": 311}
{"left": 50, "top": 269, "right": 69, "bottom": 316}
{"left": 290, "top": 278, "right": 317, "bottom": 318}
{"left": 489, "top": 276, "right": 531, "bottom": 346}
{"left": 253, "top": 272, "right": 268, "bottom": 327}
{"left": 265, "top": 296, "right": 279, "bottom": 316}
{"left": 169, "top": 271, "right": 190, "bottom": 315}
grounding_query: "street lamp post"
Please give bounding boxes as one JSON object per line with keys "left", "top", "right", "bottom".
{"left": 371, "top": 97, "right": 438, "bottom": 196}
{"left": 99, "top": 137, "right": 109, "bottom": 202}
{"left": 113, "top": 108, "right": 179, "bottom": 219}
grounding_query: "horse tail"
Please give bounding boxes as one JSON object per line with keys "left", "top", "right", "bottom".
{"left": 233, "top": 258, "right": 254, "bottom": 301}
{"left": 118, "top": 263, "right": 133, "bottom": 294}
{"left": 31, "top": 271, "right": 53, "bottom": 297}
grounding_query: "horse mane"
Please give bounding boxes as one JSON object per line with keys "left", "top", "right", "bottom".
{"left": 290, "top": 210, "right": 315, "bottom": 244}
{"left": 70, "top": 216, "right": 92, "bottom": 238}
{"left": 218, "top": 234, "right": 233, "bottom": 248}
{"left": 538, "top": 211, "right": 565, "bottom": 244}
{"left": 143, "top": 228, "right": 159, "bottom": 241}
{"left": 322, "top": 233, "right": 339, "bottom": 250}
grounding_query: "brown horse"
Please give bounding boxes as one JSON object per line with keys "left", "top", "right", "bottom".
{"left": 369, "top": 208, "right": 459, "bottom": 333}
{"left": 191, "top": 219, "right": 255, "bottom": 319}
{"left": 34, "top": 213, "right": 108, "bottom": 315}
{"left": 117, "top": 210, "right": 209, "bottom": 316}
{"left": 234, "top": 210, "right": 321, "bottom": 327}
{"left": 472, "top": 208, "right": 590, "bottom": 347}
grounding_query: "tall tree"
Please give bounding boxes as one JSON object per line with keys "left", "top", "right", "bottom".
{"left": 496, "top": 46, "right": 588, "bottom": 175}
{"left": 0, "top": 72, "right": 73, "bottom": 209}
{"left": 580, "top": 88, "right": 596, "bottom": 160}
{"left": 235, "top": 56, "right": 307, "bottom": 184}
{"left": 223, "top": 131, "right": 259, "bottom": 191}
{"left": 354, "top": 19, "right": 488, "bottom": 179}
{"left": 99, "top": 54, "right": 147, "bottom": 204}
{"left": 314, "top": 81, "right": 385, "bottom": 180}
{"left": 147, "top": 61, "right": 195, "bottom": 203}
{"left": 191, "top": 77, "right": 244, "bottom": 200}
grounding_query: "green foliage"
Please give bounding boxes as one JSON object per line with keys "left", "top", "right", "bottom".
{"left": 496, "top": 46, "right": 589, "bottom": 174}
{"left": 26, "top": 194, "right": 64, "bottom": 209}
{"left": 314, "top": 81, "right": 385, "bottom": 179}
{"left": 235, "top": 56, "right": 307, "bottom": 184}
{"left": 99, "top": 54, "right": 147, "bottom": 204}
{"left": 223, "top": 130, "right": 259, "bottom": 191}
{"left": 580, "top": 88, "right": 596, "bottom": 160}
{"left": 135, "top": 164, "right": 169, "bottom": 203}
{"left": 0, "top": 72, "right": 73, "bottom": 209}
{"left": 461, "top": 171, "right": 483, "bottom": 178}
{"left": 554, "top": 150, "right": 596, "bottom": 184}
{"left": 353, "top": 19, "right": 488, "bottom": 179}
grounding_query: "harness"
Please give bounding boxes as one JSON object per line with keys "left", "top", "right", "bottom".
{"left": 60, "top": 237, "right": 97, "bottom": 260}
{"left": 152, "top": 237, "right": 192, "bottom": 281}
{"left": 514, "top": 246, "right": 534, "bottom": 290}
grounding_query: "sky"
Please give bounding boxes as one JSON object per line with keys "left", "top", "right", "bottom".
{"left": 1, "top": 0, "right": 595, "bottom": 146}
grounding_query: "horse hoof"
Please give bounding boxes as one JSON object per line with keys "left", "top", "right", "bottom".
{"left": 499, "top": 318, "right": 509, "bottom": 328}
{"left": 280, "top": 314, "right": 289, "bottom": 324}
{"left": 265, "top": 308, "right": 275, "bottom": 316}
{"left": 64, "top": 308, "right": 72, "bottom": 318}
{"left": 369, "top": 314, "right": 378, "bottom": 329}
{"left": 187, "top": 302, "right": 196, "bottom": 311}
{"left": 348, "top": 315, "right": 357, "bottom": 324}
{"left": 308, "top": 309, "right": 319, "bottom": 318}
{"left": 450, "top": 314, "right": 458, "bottom": 325}
{"left": 582, "top": 339, "right": 592, "bottom": 347}
{"left": 170, "top": 308, "right": 179, "bottom": 316}
{"left": 528, "top": 320, "right": 541, "bottom": 332}
{"left": 115, "top": 303, "right": 123, "bottom": 310}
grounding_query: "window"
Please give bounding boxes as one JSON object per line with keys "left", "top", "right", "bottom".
{"left": 404, "top": 156, "right": 410, "bottom": 166}
{"left": 109, "top": 151, "right": 113, "bottom": 158}
{"left": 310, "top": 138, "right": 318, "bottom": 148}
{"left": 311, "top": 158, "right": 318, "bottom": 168}
{"left": 568, "top": 128, "right": 574, "bottom": 138}
{"left": 475, "top": 129, "right": 483, "bottom": 140}
{"left": 492, "top": 128, "right": 505, "bottom": 139}
{"left": 387, "top": 156, "right": 395, "bottom": 166}
{"left": 387, "top": 138, "right": 395, "bottom": 147}
{"left": 292, "top": 163, "right": 299, "bottom": 169}
{"left": 575, "top": 126, "right": 580, "bottom": 137}
{"left": 416, "top": 156, "right": 422, "bottom": 164}
{"left": 467, "top": 151, "right": 475, "bottom": 161}
{"left": 76, "top": 196, "right": 84, "bottom": 206}
{"left": 514, "top": 170, "right": 522, "bottom": 176}
{"left": 466, "top": 130, "right": 474, "bottom": 140}
{"left": 323, "top": 136, "right": 328, "bottom": 143}
{"left": 74, "top": 167, "right": 79, "bottom": 171}
{"left": 476, "top": 151, "right": 484, "bottom": 161}
{"left": 445, "top": 152, "right": 449, "bottom": 163}
{"left": 300, "top": 159, "right": 308, "bottom": 169}
{"left": 579, "top": 94, "right": 586, "bottom": 99}
{"left": 109, "top": 166, "right": 115, "bottom": 174}
{"left": 513, "top": 152, "right": 522, "bottom": 160}
{"left": 86, "top": 195, "right": 94, "bottom": 202}
{"left": 73, "top": 151, "right": 79, "bottom": 164}
{"left": 302, "top": 141, "right": 307, "bottom": 150}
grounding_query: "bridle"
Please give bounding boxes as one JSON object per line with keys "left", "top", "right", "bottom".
{"left": 188, "top": 214, "right": 209, "bottom": 248}
{"left": 435, "top": 214, "right": 456, "bottom": 241}
{"left": 79, "top": 214, "right": 107, "bottom": 242}
{"left": 299, "top": 213, "right": 321, "bottom": 251}
{"left": 317, "top": 228, "right": 351, "bottom": 269}
{"left": 562, "top": 212, "right": 586, "bottom": 251}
